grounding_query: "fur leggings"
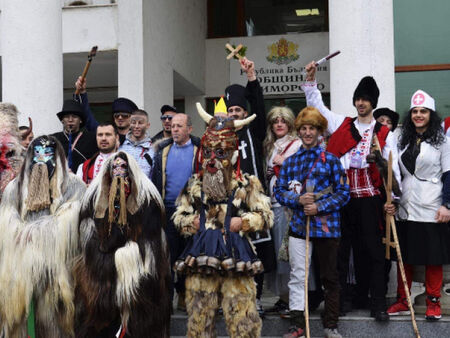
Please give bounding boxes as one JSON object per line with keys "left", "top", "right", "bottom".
{"left": 185, "top": 274, "right": 261, "bottom": 338}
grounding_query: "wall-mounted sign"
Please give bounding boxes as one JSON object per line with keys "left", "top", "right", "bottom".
{"left": 230, "top": 32, "right": 330, "bottom": 96}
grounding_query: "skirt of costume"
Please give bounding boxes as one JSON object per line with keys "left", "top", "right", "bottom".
{"left": 174, "top": 228, "right": 264, "bottom": 276}
{"left": 395, "top": 220, "right": 450, "bottom": 265}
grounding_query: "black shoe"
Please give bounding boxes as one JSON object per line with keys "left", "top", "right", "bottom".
{"left": 265, "top": 299, "right": 289, "bottom": 315}
{"left": 339, "top": 300, "right": 352, "bottom": 316}
{"left": 370, "top": 310, "right": 390, "bottom": 322}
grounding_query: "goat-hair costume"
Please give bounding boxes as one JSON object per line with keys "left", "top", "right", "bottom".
{"left": 74, "top": 151, "right": 171, "bottom": 338}
{"left": 0, "top": 103, "right": 29, "bottom": 201}
{"left": 0, "top": 135, "right": 86, "bottom": 337}
{"left": 173, "top": 99, "right": 273, "bottom": 338}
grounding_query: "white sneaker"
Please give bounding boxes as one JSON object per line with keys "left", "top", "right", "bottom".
{"left": 324, "top": 328, "right": 342, "bottom": 338}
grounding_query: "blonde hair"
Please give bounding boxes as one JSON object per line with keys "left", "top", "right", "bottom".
{"left": 263, "top": 106, "right": 298, "bottom": 157}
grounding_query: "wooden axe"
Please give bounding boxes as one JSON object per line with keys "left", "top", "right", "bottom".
{"left": 75, "top": 46, "right": 98, "bottom": 95}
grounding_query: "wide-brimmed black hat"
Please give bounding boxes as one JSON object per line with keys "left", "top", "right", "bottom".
{"left": 353, "top": 76, "right": 380, "bottom": 109}
{"left": 373, "top": 107, "right": 399, "bottom": 131}
{"left": 225, "top": 84, "right": 247, "bottom": 110}
{"left": 112, "top": 97, "right": 138, "bottom": 114}
{"left": 57, "top": 100, "right": 85, "bottom": 127}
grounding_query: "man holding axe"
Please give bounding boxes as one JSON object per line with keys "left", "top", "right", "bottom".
{"left": 274, "top": 107, "right": 350, "bottom": 338}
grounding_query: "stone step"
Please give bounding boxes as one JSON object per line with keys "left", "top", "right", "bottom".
{"left": 170, "top": 311, "right": 450, "bottom": 337}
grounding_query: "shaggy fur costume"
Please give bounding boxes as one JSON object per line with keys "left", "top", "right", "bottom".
{"left": 0, "top": 103, "right": 24, "bottom": 201}
{"left": 74, "top": 152, "right": 171, "bottom": 338}
{"left": 173, "top": 172, "right": 273, "bottom": 337}
{"left": 0, "top": 136, "right": 86, "bottom": 337}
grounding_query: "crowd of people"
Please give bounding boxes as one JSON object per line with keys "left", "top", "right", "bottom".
{"left": 0, "top": 56, "right": 448, "bottom": 338}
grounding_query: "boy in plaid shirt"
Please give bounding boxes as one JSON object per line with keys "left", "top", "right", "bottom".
{"left": 274, "top": 107, "right": 350, "bottom": 338}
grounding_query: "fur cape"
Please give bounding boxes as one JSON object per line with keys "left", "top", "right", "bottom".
{"left": 74, "top": 152, "right": 171, "bottom": 338}
{"left": 173, "top": 172, "right": 273, "bottom": 276}
{"left": 0, "top": 139, "right": 86, "bottom": 338}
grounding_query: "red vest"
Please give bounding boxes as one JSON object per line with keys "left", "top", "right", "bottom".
{"left": 444, "top": 116, "right": 450, "bottom": 134}
{"left": 81, "top": 153, "right": 98, "bottom": 184}
{"left": 326, "top": 117, "right": 390, "bottom": 189}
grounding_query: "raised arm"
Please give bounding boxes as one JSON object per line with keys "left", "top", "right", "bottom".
{"left": 301, "top": 61, "right": 345, "bottom": 133}
{"left": 242, "top": 58, "right": 266, "bottom": 141}
{"left": 73, "top": 76, "right": 99, "bottom": 132}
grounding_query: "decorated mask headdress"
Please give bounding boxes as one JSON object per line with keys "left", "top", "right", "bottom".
{"left": 196, "top": 97, "right": 256, "bottom": 179}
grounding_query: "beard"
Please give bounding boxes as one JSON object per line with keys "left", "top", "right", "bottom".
{"left": 26, "top": 163, "right": 51, "bottom": 212}
{"left": 202, "top": 160, "right": 232, "bottom": 201}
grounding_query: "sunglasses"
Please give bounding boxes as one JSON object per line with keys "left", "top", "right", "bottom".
{"left": 114, "top": 113, "right": 131, "bottom": 119}
{"left": 160, "top": 115, "right": 173, "bottom": 121}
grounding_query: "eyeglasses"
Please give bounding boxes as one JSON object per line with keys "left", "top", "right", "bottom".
{"left": 114, "top": 113, "right": 131, "bottom": 119}
{"left": 227, "top": 107, "right": 243, "bottom": 113}
{"left": 160, "top": 115, "right": 173, "bottom": 121}
{"left": 203, "top": 147, "right": 229, "bottom": 159}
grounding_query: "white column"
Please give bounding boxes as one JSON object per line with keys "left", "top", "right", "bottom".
{"left": 328, "top": 0, "right": 395, "bottom": 115}
{"left": 1, "top": 0, "right": 63, "bottom": 135}
{"left": 117, "top": 0, "right": 144, "bottom": 107}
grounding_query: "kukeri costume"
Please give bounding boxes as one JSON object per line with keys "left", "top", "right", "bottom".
{"left": 74, "top": 151, "right": 171, "bottom": 337}
{"left": 302, "top": 77, "right": 401, "bottom": 318}
{"left": 172, "top": 99, "right": 273, "bottom": 337}
{"left": 0, "top": 103, "right": 27, "bottom": 201}
{"left": 0, "top": 136, "right": 86, "bottom": 337}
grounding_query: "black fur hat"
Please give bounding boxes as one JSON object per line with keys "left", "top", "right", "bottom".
{"left": 225, "top": 84, "right": 247, "bottom": 110}
{"left": 353, "top": 76, "right": 380, "bottom": 109}
{"left": 373, "top": 107, "right": 399, "bottom": 131}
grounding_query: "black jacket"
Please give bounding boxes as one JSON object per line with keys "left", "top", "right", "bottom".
{"left": 52, "top": 129, "right": 98, "bottom": 173}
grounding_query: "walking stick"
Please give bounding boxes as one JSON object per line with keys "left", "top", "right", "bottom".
{"left": 384, "top": 151, "right": 421, "bottom": 338}
{"left": 304, "top": 179, "right": 315, "bottom": 338}
{"left": 75, "top": 46, "right": 98, "bottom": 95}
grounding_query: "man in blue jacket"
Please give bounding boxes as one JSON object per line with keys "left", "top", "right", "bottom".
{"left": 275, "top": 107, "right": 350, "bottom": 338}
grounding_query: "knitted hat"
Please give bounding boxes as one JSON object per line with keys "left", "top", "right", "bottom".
{"left": 353, "top": 76, "right": 380, "bottom": 109}
{"left": 295, "top": 106, "right": 328, "bottom": 133}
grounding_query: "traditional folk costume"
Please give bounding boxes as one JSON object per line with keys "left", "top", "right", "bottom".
{"left": 172, "top": 99, "right": 273, "bottom": 338}
{"left": 0, "top": 136, "right": 86, "bottom": 337}
{"left": 387, "top": 90, "right": 450, "bottom": 320}
{"left": 0, "top": 103, "right": 27, "bottom": 201}
{"left": 274, "top": 108, "right": 350, "bottom": 336}
{"left": 302, "top": 77, "right": 401, "bottom": 318}
{"left": 74, "top": 151, "right": 171, "bottom": 337}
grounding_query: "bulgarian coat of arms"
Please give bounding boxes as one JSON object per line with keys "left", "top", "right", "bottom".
{"left": 266, "top": 38, "right": 299, "bottom": 65}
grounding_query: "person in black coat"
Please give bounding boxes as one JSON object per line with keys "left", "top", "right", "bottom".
{"left": 52, "top": 99, "right": 97, "bottom": 173}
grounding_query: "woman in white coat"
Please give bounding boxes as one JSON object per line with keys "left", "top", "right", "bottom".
{"left": 386, "top": 90, "right": 450, "bottom": 321}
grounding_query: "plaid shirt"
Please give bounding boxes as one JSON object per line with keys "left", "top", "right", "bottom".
{"left": 274, "top": 146, "right": 350, "bottom": 238}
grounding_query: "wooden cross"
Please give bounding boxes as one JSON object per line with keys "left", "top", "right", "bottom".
{"left": 382, "top": 152, "right": 396, "bottom": 259}
{"left": 225, "top": 43, "right": 243, "bottom": 60}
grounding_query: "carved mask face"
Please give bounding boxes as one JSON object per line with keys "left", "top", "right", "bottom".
{"left": 31, "top": 138, "right": 56, "bottom": 178}
{"left": 111, "top": 157, "right": 128, "bottom": 178}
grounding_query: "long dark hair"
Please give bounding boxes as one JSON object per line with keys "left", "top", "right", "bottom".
{"left": 399, "top": 109, "right": 445, "bottom": 149}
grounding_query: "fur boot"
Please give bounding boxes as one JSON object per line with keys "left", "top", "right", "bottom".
{"left": 221, "top": 276, "right": 261, "bottom": 338}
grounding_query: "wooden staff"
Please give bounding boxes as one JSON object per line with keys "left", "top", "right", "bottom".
{"left": 75, "top": 46, "right": 98, "bottom": 95}
{"left": 383, "top": 150, "right": 420, "bottom": 338}
{"left": 304, "top": 180, "right": 315, "bottom": 338}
